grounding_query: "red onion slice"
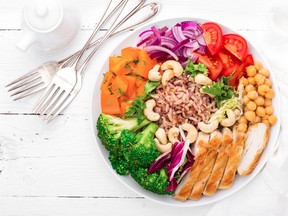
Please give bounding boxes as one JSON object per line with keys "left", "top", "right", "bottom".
{"left": 143, "top": 45, "right": 179, "bottom": 61}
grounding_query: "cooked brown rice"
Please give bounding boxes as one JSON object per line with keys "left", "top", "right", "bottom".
{"left": 151, "top": 74, "right": 217, "bottom": 132}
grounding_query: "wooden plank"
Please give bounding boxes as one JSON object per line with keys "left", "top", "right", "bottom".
{"left": 0, "top": 114, "right": 138, "bottom": 197}
{"left": 0, "top": 0, "right": 269, "bottom": 30}
{"left": 0, "top": 0, "right": 111, "bottom": 30}
{"left": 0, "top": 196, "right": 210, "bottom": 216}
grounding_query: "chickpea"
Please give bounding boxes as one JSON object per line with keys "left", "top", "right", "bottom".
{"left": 258, "top": 84, "right": 270, "bottom": 96}
{"left": 259, "top": 68, "right": 270, "bottom": 77}
{"left": 264, "top": 98, "right": 272, "bottom": 107}
{"left": 254, "top": 96, "right": 265, "bottom": 106}
{"left": 262, "top": 119, "right": 270, "bottom": 126}
{"left": 245, "top": 84, "right": 256, "bottom": 92}
{"left": 243, "top": 95, "right": 250, "bottom": 105}
{"left": 240, "top": 77, "right": 249, "bottom": 86}
{"left": 256, "top": 106, "right": 265, "bottom": 117}
{"left": 248, "top": 77, "right": 256, "bottom": 85}
{"left": 252, "top": 116, "right": 261, "bottom": 124}
{"left": 244, "top": 106, "right": 250, "bottom": 112}
{"left": 244, "top": 111, "right": 256, "bottom": 122}
{"left": 262, "top": 115, "right": 269, "bottom": 120}
{"left": 246, "top": 65, "right": 257, "bottom": 77}
{"left": 265, "top": 106, "right": 274, "bottom": 115}
{"left": 238, "top": 116, "right": 248, "bottom": 124}
{"left": 265, "top": 89, "right": 275, "bottom": 99}
{"left": 255, "top": 116, "right": 261, "bottom": 123}
{"left": 246, "top": 101, "right": 257, "bottom": 111}
{"left": 264, "top": 79, "right": 272, "bottom": 87}
{"left": 254, "top": 61, "right": 263, "bottom": 71}
{"left": 247, "top": 90, "right": 258, "bottom": 100}
{"left": 268, "top": 115, "right": 277, "bottom": 125}
{"left": 254, "top": 74, "right": 265, "bottom": 85}
{"left": 237, "top": 123, "right": 248, "bottom": 132}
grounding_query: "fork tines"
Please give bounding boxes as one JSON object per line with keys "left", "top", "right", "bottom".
{"left": 6, "top": 67, "right": 46, "bottom": 100}
{"left": 33, "top": 67, "right": 76, "bottom": 115}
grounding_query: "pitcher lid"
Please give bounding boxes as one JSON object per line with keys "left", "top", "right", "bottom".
{"left": 24, "top": 0, "right": 63, "bottom": 32}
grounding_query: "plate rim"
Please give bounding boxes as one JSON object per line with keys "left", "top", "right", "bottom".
{"left": 89, "top": 17, "right": 281, "bottom": 207}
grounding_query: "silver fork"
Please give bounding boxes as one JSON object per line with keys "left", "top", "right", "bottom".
{"left": 5, "top": 0, "right": 125, "bottom": 101}
{"left": 33, "top": 0, "right": 131, "bottom": 115}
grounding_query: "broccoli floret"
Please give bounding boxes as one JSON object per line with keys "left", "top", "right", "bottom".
{"left": 127, "top": 123, "right": 161, "bottom": 167}
{"left": 130, "top": 166, "right": 171, "bottom": 195}
{"left": 109, "top": 151, "right": 130, "bottom": 176}
{"left": 120, "top": 129, "right": 136, "bottom": 148}
{"left": 97, "top": 115, "right": 170, "bottom": 194}
{"left": 97, "top": 113, "right": 150, "bottom": 153}
{"left": 107, "top": 130, "right": 136, "bottom": 176}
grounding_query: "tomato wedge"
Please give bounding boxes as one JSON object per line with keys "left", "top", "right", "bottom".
{"left": 201, "top": 22, "right": 223, "bottom": 56}
{"left": 195, "top": 52, "right": 223, "bottom": 81}
{"left": 218, "top": 49, "right": 241, "bottom": 76}
{"left": 229, "top": 54, "right": 254, "bottom": 86}
{"left": 223, "top": 34, "right": 248, "bottom": 61}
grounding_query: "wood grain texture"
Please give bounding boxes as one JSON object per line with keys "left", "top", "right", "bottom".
{"left": 0, "top": 0, "right": 274, "bottom": 215}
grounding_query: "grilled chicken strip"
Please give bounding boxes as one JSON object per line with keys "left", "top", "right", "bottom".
{"left": 174, "top": 132, "right": 210, "bottom": 201}
{"left": 237, "top": 123, "right": 270, "bottom": 176}
{"left": 218, "top": 127, "right": 246, "bottom": 189}
{"left": 203, "top": 127, "right": 233, "bottom": 196}
{"left": 189, "top": 131, "right": 222, "bottom": 200}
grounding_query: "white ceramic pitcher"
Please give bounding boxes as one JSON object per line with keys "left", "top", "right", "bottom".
{"left": 17, "top": 0, "right": 80, "bottom": 52}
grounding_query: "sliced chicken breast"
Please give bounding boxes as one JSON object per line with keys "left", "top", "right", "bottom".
{"left": 218, "top": 127, "right": 246, "bottom": 189}
{"left": 237, "top": 123, "right": 270, "bottom": 176}
{"left": 189, "top": 131, "right": 222, "bottom": 200}
{"left": 174, "top": 132, "right": 210, "bottom": 201}
{"left": 203, "top": 127, "right": 233, "bottom": 196}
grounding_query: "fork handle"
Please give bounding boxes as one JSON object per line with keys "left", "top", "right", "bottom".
{"left": 58, "top": 1, "right": 158, "bottom": 69}
{"left": 77, "top": 0, "right": 146, "bottom": 73}
{"left": 69, "top": 0, "right": 127, "bottom": 69}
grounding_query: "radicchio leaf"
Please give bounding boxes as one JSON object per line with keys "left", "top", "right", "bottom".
{"left": 167, "top": 140, "right": 190, "bottom": 181}
{"left": 148, "top": 150, "right": 171, "bottom": 173}
{"left": 166, "top": 177, "right": 178, "bottom": 192}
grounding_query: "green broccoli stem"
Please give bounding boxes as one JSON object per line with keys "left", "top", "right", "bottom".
{"left": 114, "top": 118, "right": 150, "bottom": 139}
{"left": 136, "top": 122, "right": 158, "bottom": 143}
{"left": 131, "top": 119, "right": 151, "bottom": 133}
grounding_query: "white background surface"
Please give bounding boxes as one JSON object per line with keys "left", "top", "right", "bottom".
{"left": 0, "top": 0, "right": 286, "bottom": 215}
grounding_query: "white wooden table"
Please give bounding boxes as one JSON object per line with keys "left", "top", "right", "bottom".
{"left": 0, "top": 0, "right": 283, "bottom": 215}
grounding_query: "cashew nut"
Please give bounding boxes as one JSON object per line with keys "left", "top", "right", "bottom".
{"left": 168, "top": 127, "right": 180, "bottom": 144}
{"left": 180, "top": 123, "right": 198, "bottom": 143}
{"left": 155, "top": 128, "right": 168, "bottom": 145}
{"left": 143, "top": 99, "right": 160, "bottom": 121}
{"left": 148, "top": 64, "right": 162, "bottom": 82}
{"left": 161, "top": 60, "right": 183, "bottom": 77}
{"left": 195, "top": 74, "right": 212, "bottom": 86}
{"left": 233, "top": 108, "right": 241, "bottom": 119}
{"left": 154, "top": 138, "right": 172, "bottom": 153}
{"left": 161, "top": 69, "right": 174, "bottom": 86}
{"left": 198, "top": 120, "right": 219, "bottom": 133}
{"left": 220, "top": 109, "right": 236, "bottom": 127}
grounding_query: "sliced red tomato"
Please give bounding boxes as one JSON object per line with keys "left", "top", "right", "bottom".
{"left": 229, "top": 54, "right": 254, "bottom": 86}
{"left": 223, "top": 34, "right": 248, "bottom": 61}
{"left": 195, "top": 52, "right": 223, "bottom": 81}
{"left": 218, "top": 49, "right": 241, "bottom": 76}
{"left": 243, "top": 54, "right": 254, "bottom": 67}
{"left": 201, "top": 22, "right": 223, "bottom": 56}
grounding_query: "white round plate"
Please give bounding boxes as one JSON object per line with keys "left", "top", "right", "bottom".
{"left": 90, "top": 18, "right": 281, "bottom": 207}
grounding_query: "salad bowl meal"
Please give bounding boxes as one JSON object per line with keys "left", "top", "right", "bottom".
{"left": 90, "top": 18, "right": 280, "bottom": 206}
